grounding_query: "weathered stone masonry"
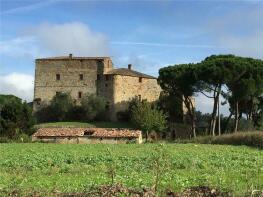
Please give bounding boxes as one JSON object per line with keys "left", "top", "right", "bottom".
{"left": 33, "top": 54, "right": 161, "bottom": 120}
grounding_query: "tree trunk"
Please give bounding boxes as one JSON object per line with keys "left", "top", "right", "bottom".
{"left": 234, "top": 101, "right": 239, "bottom": 132}
{"left": 183, "top": 97, "right": 196, "bottom": 138}
{"left": 218, "top": 89, "right": 221, "bottom": 136}
{"left": 211, "top": 92, "right": 219, "bottom": 136}
{"left": 192, "top": 117, "right": 196, "bottom": 138}
{"left": 209, "top": 86, "right": 220, "bottom": 136}
{"left": 223, "top": 112, "right": 233, "bottom": 133}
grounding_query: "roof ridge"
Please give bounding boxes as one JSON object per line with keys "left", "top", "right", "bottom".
{"left": 106, "top": 68, "right": 156, "bottom": 79}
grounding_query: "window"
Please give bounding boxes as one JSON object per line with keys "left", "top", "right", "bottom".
{"left": 97, "top": 74, "right": 101, "bottom": 80}
{"left": 105, "top": 83, "right": 108, "bottom": 87}
{"left": 139, "top": 77, "right": 142, "bottom": 83}
{"left": 78, "top": 91, "right": 82, "bottom": 99}
{"left": 56, "top": 74, "right": 60, "bottom": 81}
{"left": 138, "top": 95, "right": 142, "bottom": 101}
{"left": 105, "top": 102, "right": 110, "bottom": 110}
{"left": 79, "top": 74, "right": 83, "bottom": 80}
{"left": 105, "top": 75, "right": 110, "bottom": 81}
{"left": 84, "top": 130, "right": 94, "bottom": 136}
{"left": 34, "top": 98, "right": 41, "bottom": 105}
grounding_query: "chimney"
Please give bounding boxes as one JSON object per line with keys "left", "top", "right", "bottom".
{"left": 128, "top": 64, "right": 132, "bottom": 70}
{"left": 69, "top": 53, "right": 73, "bottom": 59}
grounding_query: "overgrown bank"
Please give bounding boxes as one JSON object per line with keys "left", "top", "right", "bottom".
{"left": 177, "top": 131, "right": 263, "bottom": 148}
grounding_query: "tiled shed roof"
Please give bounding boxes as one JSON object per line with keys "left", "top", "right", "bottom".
{"left": 32, "top": 128, "right": 141, "bottom": 138}
{"left": 105, "top": 68, "right": 156, "bottom": 79}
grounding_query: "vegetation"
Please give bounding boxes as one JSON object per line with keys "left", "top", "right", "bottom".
{"left": 0, "top": 143, "right": 262, "bottom": 196}
{"left": 35, "top": 121, "right": 134, "bottom": 129}
{"left": 81, "top": 93, "right": 107, "bottom": 121}
{"left": 158, "top": 64, "right": 197, "bottom": 137}
{"left": 158, "top": 55, "right": 263, "bottom": 137}
{"left": 0, "top": 95, "right": 35, "bottom": 139}
{"left": 131, "top": 100, "right": 167, "bottom": 141}
{"left": 179, "top": 131, "right": 263, "bottom": 148}
{"left": 35, "top": 93, "right": 108, "bottom": 123}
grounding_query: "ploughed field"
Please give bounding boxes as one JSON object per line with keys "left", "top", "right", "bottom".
{"left": 0, "top": 143, "right": 262, "bottom": 196}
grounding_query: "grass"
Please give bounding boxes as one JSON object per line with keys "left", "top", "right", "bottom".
{"left": 35, "top": 121, "right": 134, "bottom": 129}
{"left": 0, "top": 143, "right": 262, "bottom": 196}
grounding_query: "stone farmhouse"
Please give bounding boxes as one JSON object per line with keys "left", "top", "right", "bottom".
{"left": 32, "top": 128, "right": 142, "bottom": 144}
{"left": 33, "top": 54, "right": 161, "bottom": 121}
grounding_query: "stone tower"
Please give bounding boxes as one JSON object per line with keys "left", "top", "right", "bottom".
{"left": 33, "top": 54, "right": 161, "bottom": 121}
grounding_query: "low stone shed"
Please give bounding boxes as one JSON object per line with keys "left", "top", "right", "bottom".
{"left": 32, "top": 128, "right": 143, "bottom": 144}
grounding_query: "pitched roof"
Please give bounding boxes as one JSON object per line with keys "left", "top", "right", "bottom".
{"left": 36, "top": 56, "right": 110, "bottom": 61}
{"left": 32, "top": 128, "right": 141, "bottom": 138}
{"left": 105, "top": 68, "right": 156, "bottom": 79}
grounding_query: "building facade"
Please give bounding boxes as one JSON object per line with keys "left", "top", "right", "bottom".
{"left": 33, "top": 54, "right": 161, "bottom": 120}
{"left": 32, "top": 128, "right": 143, "bottom": 144}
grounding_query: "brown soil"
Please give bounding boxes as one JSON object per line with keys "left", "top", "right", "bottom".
{"left": 61, "top": 184, "right": 232, "bottom": 197}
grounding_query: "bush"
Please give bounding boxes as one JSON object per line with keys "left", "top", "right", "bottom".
{"left": 183, "top": 131, "right": 263, "bottom": 148}
{"left": 81, "top": 94, "right": 107, "bottom": 121}
{"left": 0, "top": 95, "right": 35, "bottom": 139}
{"left": 117, "top": 96, "right": 142, "bottom": 122}
{"left": 116, "top": 111, "right": 130, "bottom": 122}
{"left": 131, "top": 101, "right": 167, "bottom": 141}
{"left": 211, "top": 131, "right": 263, "bottom": 148}
{"left": 49, "top": 92, "right": 74, "bottom": 121}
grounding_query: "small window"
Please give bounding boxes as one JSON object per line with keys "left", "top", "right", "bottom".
{"left": 105, "top": 83, "right": 108, "bottom": 87}
{"left": 79, "top": 74, "right": 83, "bottom": 80}
{"left": 97, "top": 74, "right": 101, "bottom": 80}
{"left": 105, "top": 102, "right": 110, "bottom": 110}
{"left": 139, "top": 77, "right": 142, "bottom": 83}
{"left": 34, "top": 98, "right": 41, "bottom": 105}
{"left": 138, "top": 95, "right": 142, "bottom": 101}
{"left": 78, "top": 91, "right": 82, "bottom": 99}
{"left": 105, "top": 75, "right": 110, "bottom": 81}
{"left": 56, "top": 74, "right": 60, "bottom": 80}
{"left": 84, "top": 130, "right": 94, "bottom": 136}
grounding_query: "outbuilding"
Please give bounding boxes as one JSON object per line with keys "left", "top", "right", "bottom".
{"left": 32, "top": 128, "right": 142, "bottom": 144}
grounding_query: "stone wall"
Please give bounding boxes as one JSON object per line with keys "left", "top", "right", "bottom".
{"left": 33, "top": 57, "right": 112, "bottom": 110}
{"left": 111, "top": 75, "right": 161, "bottom": 120}
{"left": 32, "top": 136, "right": 142, "bottom": 144}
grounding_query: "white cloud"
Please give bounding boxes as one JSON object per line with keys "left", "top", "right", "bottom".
{"left": 0, "top": 73, "right": 34, "bottom": 102}
{"left": 31, "top": 22, "right": 110, "bottom": 57}
{"left": 0, "top": 22, "right": 110, "bottom": 58}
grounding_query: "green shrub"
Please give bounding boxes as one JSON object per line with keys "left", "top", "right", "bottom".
{"left": 185, "top": 131, "right": 263, "bottom": 148}
{"left": 0, "top": 137, "right": 11, "bottom": 143}
{"left": 14, "top": 133, "right": 32, "bottom": 143}
{"left": 0, "top": 94, "right": 35, "bottom": 139}
{"left": 211, "top": 131, "right": 263, "bottom": 148}
{"left": 116, "top": 110, "right": 130, "bottom": 122}
{"left": 81, "top": 94, "right": 107, "bottom": 121}
{"left": 131, "top": 101, "right": 167, "bottom": 141}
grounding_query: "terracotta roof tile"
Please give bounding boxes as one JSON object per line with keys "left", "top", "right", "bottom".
{"left": 33, "top": 128, "right": 141, "bottom": 138}
{"left": 105, "top": 68, "right": 156, "bottom": 79}
{"left": 36, "top": 56, "right": 110, "bottom": 61}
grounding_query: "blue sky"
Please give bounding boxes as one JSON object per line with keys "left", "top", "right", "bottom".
{"left": 1, "top": 0, "right": 263, "bottom": 114}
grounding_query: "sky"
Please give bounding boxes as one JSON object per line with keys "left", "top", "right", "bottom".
{"left": 0, "top": 0, "right": 263, "bottom": 115}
